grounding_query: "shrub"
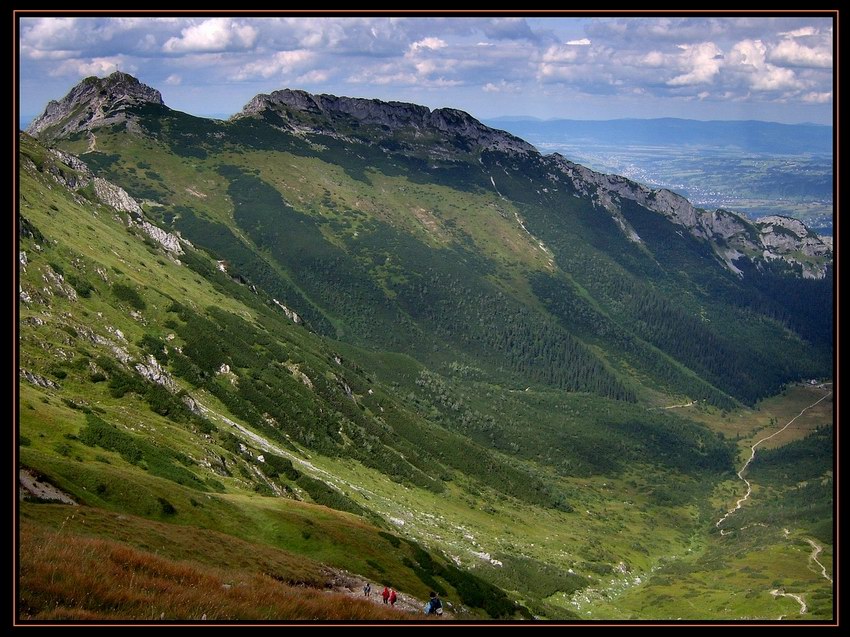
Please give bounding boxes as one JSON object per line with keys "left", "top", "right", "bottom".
{"left": 112, "top": 283, "right": 146, "bottom": 310}
{"left": 66, "top": 274, "right": 94, "bottom": 298}
{"left": 157, "top": 497, "right": 177, "bottom": 516}
{"left": 54, "top": 443, "right": 72, "bottom": 457}
{"left": 378, "top": 531, "right": 401, "bottom": 548}
{"left": 295, "top": 475, "right": 368, "bottom": 518}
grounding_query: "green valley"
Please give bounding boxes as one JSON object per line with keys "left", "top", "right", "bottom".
{"left": 16, "top": 72, "right": 833, "bottom": 622}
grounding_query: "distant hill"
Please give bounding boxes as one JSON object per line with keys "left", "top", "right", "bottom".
{"left": 484, "top": 117, "right": 833, "bottom": 155}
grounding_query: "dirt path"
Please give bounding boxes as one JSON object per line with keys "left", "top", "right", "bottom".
{"left": 715, "top": 390, "right": 832, "bottom": 531}
{"left": 770, "top": 589, "right": 807, "bottom": 615}
{"left": 766, "top": 531, "right": 831, "bottom": 618}
{"left": 804, "top": 538, "right": 832, "bottom": 583}
{"left": 649, "top": 400, "right": 695, "bottom": 411}
{"left": 325, "top": 568, "right": 445, "bottom": 618}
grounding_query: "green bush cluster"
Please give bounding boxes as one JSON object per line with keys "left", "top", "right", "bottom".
{"left": 261, "top": 453, "right": 301, "bottom": 481}
{"left": 164, "top": 301, "right": 442, "bottom": 492}
{"left": 78, "top": 412, "right": 209, "bottom": 491}
{"left": 295, "top": 475, "right": 368, "bottom": 518}
{"left": 481, "top": 554, "right": 589, "bottom": 600}
{"left": 112, "top": 282, "right": 146, "bottom": 311}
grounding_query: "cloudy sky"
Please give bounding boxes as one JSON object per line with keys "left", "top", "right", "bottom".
{"left": 18, "top": 15, "right": 834, "bottom": 125}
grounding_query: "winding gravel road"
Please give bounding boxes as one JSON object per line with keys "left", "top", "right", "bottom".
{"left": 716, "top": 388, "right": 832, "bottom": 531}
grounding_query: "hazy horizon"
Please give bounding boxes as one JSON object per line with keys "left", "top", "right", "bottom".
{"left": 18, "top": 108, "right": 834, "bottom": 133}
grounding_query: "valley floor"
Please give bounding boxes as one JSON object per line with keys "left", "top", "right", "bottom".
{"left": 18, "top": 384, "right": 833, "bottom": 622}
{"left": 563, "top": 383, "right": 834, "bottom": 621}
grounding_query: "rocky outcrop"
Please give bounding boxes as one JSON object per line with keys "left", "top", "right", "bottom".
{"left": 135, "top": 355, "right": 177, "bottom": 391}
{"left": 552, "top": 154, "right": 702, "bottom": 231}
{"left": 548, "top": 154, "right": 832, "bottom": 279}
{"left": 756, "top": 216, "right": 831, "bottom": 258}
{"left": 235, "top": 88, "right": 536, "bottom": 155}
{"left": 273, "top": 298, "right": 301, "bottom": 324}
{"left": 42, "top": 265, "right": 78, "bottom": 301}
{"left": 92, "top": 177, "right": 143, "bottom": 214}
{"left": 284, "top": 362, "right": 314, "bottom": 390}
{"left": 20, "top": 368, "right": 60, "bottom": 389}
{"left": 27, "top": 139, "right": 184, "bottom": 256}
{"left": 26, "top": 71, "right": 163, "bottom": 140}
{"left": 137, "top": 219, "right": 184, "bottom": 255}
{"left": 238, "top": 89, "right": 430, "bottom": 128}
{"left": 19, "top": 468, "right": 77, "bottom": 505}
{"left": 46, "top": 148, "right": 93, "bottom": 189}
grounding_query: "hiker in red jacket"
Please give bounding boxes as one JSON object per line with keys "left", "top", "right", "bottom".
{"left": 389, "top": 589, "right": 397, "bottom": 607}
{"left": 382, "top": 586, "right": 390, "bottom": 604}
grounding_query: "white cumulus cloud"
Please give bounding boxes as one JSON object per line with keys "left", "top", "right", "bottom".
{"left": 778, "top": 26, "right": 818, "bottom": 38}
{"left": 801, "top": 91, "right": 832, "bottom": 103}
{"left": 729, "top": 38, "right": 767, "bottom": 68}
{"left": 23, "top": 17, "right": 81, "bottom": 50}
{"left": 408, "top": 37, "right": 447, "bottom": 54}
{"left": 641, "top": 51, "right": 666, "bottom": 67}
{"left": 231, "top": 49, "right": 313, "bottom": 80}
{"left": 729, "top": 39, "right": 804, "bottom": 91}
{"left": 297, "top": 69, "right": 331, "bottom": 84}
{"left": 751, "top": 65, "right": 803, "bottom": 91}
{"left": 667, "top": 42, "right": 723, "bottom": 86}
{"left": 768, "top": 39, "right": 832, "bottom": 68}
{"left": 22, "top": 46, "right": 81, "bottom": 60}
{"left": 48, "top": 56, "right": 132, "bottom": 78}
{"left": 542, "top": 44, "right": 579, "bottom": 63}
{"left": 482, "top": 80, "right": 520, "bottom": 93}
{"left": 163, "top": 18, "right": 258, "bottom": 53}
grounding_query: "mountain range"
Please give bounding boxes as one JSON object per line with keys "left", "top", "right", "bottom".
{"left": 482, "top": 116, "right": 835, "bottom": 238}
{"left": 17, "top": 71, "right": 834, "bottom": 621}
{"left": 483, "top": 117, "right": 833, "bottom": 155}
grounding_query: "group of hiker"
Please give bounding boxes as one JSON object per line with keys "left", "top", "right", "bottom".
{"left": 364, "top": 583, "right": 398, "bottom": 607}
{"left": 363, "top": 583, "right": 443, "bottom": 616}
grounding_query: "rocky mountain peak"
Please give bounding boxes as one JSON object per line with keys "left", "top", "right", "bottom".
{"left": 26, "top": 71, "right": 163, "bottom": 140}
{"left": 234, "top": 88, "right": 537, "bottom": 156}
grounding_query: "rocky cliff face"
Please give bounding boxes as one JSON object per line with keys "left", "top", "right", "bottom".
{"left": 547, "top": 154, "right": 831, "bottom": 279}
{"left": 756, "top": 216, "right": 831, "bottom": 257}
{"left": 235, "top": 88, "right": 536, "bottom": 155}
{"left": 26, "top": 71, "right": 163, "bottom": 139}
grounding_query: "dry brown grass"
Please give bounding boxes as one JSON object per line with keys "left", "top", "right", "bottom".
{"left": 681, "top": 383, "right": 833, "bottom": 448}
{"left": 18, "top": 520, "right": 409, "bottom": 622}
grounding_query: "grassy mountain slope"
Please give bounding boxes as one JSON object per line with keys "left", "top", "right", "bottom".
{"left": 17, "top": 74, "right": 833, "bottom": 621}
{"left": 41, "top": 90, "right": 832, "bottom": 411}
{"left": 18, "top": 135, "right": 533, "bottom": 620}
{"left": 17, "top": 129, "right": 734, "bottom": 621}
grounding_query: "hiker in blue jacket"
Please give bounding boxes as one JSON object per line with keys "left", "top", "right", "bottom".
{"left": 424, "top": 591, "right": 443, "bottom": 615}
